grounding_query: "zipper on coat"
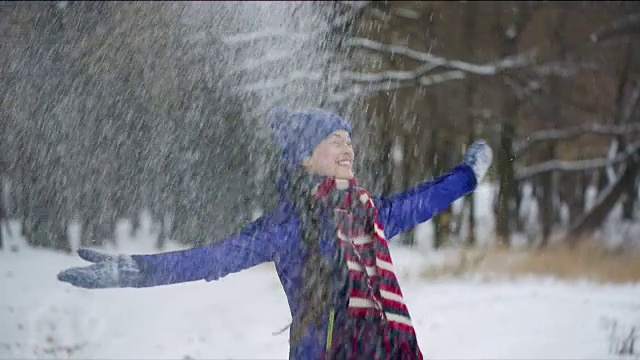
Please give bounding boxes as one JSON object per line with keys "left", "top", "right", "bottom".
{"left": 325, "top": 308, "right": 335, "bottom": 356}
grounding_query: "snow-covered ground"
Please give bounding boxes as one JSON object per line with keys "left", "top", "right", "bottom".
{"left": 2, "top": 222, "right": 640, "bottom": 360}
{"left": 2, "top": 181, "right": 639, "bottom": 359}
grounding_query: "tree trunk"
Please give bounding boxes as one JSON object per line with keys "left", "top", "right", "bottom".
{"left": 425, "top": 129, "right": 441, "bottom": 248}
{"left": 621, "top": 166, "right": 638, "bottom": 220}
{"left": 559, "top": 171, "right": 588, "bottom": 227}
{"left": 494, "top": 1, "right": 531, "bottom": 249}
{"left": 603, "top": 40, "right": 638, "bottom": 223}
{"left": 24, "top": 205, "right": 69, "bottom": 252}
{"left": 0, "top": 203, "right": 4, "bottom": 250}
{"left": 52, "top": 219, "right": 71, "bottom": 253}
{"left": 539, "top": 144, "right": 555, "bottom": 249}
{"left": 168, "top": 201, "right": 191, "bottom": 244}
{"left": 380, "top": 135, "right": 394, "bottom": 197}
{"left": 463, "top": 80, "right": 478, "bottom": 247}
{"left": 401, "top": 133, "right": 415, "bottom": 246}
{"left": 495, "top": 121, "right": 517, "bottom": 248}
{"left": 568, "top": 151, "right": 640, "bottom": 244}
{"left": 81, "top": 214, "right": 114, "bottom": 247}
{"left": 373, "top": 95, "right": 395, "bottom": 197}
{"left": 130, "top": 210, "right": 141, "bottom": 238}
{"left": 0, "top": 170, "right": 5, "bottom": 250}
{"left": 620, "top": 71, "right": 639, "bottom": 221}
{"left": 466, "top": 190, "right": 476, "bottom": 247}
{"left": 80, "top": 219, "right": 95, "bottom": 247}
{"left": 548, "top": 9, "right": 568, "bottom": 232}
{"left": 434, "top": 209, "right": 452, "bottom": 250}
{"left": 461, "top": 0, "right": 479, "bottom": 248}
{"left": 434, "top": 140, "right": 455, "bottom": 249}
{"left": 156, "top": 214, "right": 167, "bottom": 250}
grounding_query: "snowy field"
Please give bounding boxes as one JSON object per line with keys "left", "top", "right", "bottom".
{"left": 2, "top": 232, "right": 640, "bottom": 360}
{"left": 2, "top": 181, "right": 639, "bottom": 360}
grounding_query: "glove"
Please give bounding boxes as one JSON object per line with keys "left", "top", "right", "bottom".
{"left": 57, "top": 248, "right": 144, "bottom": 289}
{"left": 463, "top": 139, "right": 493, "bottom": 183}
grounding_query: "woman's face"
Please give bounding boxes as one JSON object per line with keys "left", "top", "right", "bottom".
{"left": 302, "top": 130, "right": 355, "bottom": 180}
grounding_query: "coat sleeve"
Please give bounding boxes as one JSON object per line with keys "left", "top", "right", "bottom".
{"left": 130, "top": 216, "right": 283, "bottom": 287}
{"left": 373, "top": 163, "right": 477, "bottom": 239}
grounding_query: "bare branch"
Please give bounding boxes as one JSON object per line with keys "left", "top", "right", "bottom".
{"left": 367, "top": 8, "right": 391, "bottom": 21}
{"left": 514, "top": 122, "right": 640, "bottom": 155}
{"left": 591, "top": 13, "right": 640, "bottom": 42}
{"left": 391, "top": 7, "right": 421, "bottom": 20}
{"left": 335, "top": 0, "right": 372, "bottom": 11}
{"left": 502, "top": 75, "right": 541, "bottom": 100}
{"left": 621, "top": 80, "right": 640, "bottom": 124}
{"left": 515, "top": 140, "right": 640, "bottom": 181}
{"left": 346, "top": 37, "right": 537, "bottom": 76}
{"left": 515, "top": 80, "right": 640, "bottom": 155}
{"left": 566, "top": 146, "right": 639, "bottom": 241}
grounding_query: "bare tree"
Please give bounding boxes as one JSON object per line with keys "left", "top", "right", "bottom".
{"left": 492, "top": 2, "right": 541, "bottom": 248}
{"left": 462, "top": 1, "right": 480, "bottom": 247}
{"left": 0, "top": 160, "right": 6, "bottom": 250}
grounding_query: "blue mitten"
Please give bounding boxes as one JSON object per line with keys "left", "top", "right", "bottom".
{"left": 57, "top": 249, "right": 144, "bottom": 289}
{"left": 463, "top": 139, "right": 493, "bottom": 183}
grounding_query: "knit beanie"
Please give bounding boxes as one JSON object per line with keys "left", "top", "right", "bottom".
{"left": 266, "top": 107, "right": 353, "bottom": 167}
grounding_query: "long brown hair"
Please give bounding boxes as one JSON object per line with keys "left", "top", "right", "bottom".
{"left": 285, "top": 166, "right": 343, "bottom": 345}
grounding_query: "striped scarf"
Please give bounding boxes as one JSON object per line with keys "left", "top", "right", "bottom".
{"left": 311, "top": 177, "right": 423, "bottom": 360}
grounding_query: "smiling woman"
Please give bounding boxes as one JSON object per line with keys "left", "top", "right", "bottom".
{"left": 57, "top": 106, "right": 493, "bottom": 359}
{"left": 302, "top": 130, "right": 355, "bottom": 180}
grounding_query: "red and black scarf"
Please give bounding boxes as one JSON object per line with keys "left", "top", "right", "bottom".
{"left": 311, "top": 176, "right": 423, "bottom": 360}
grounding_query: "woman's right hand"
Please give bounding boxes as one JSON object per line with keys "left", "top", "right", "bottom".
{"left": 57, "top": 248, "right": 143, "bottom": 289}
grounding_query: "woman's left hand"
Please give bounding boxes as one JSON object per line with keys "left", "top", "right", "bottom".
{"left": 463, "top": 139, "right": 493, "bottom": 183}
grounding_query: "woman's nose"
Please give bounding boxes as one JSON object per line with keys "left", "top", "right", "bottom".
{"left": 343, "top": 144, "right": 354, "bottom": 156}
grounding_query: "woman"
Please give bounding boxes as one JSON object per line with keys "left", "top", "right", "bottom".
{"left": 58, "top": 107, "right": 493, "bottom": 359}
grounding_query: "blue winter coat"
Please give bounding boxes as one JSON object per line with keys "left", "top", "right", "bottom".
{"left": 130, "top": 163, "right": 477, "bottom": 359}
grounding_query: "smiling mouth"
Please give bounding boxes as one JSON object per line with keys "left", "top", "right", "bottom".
{"left": 337, "top": 160, "right": 352, "bottom": 167}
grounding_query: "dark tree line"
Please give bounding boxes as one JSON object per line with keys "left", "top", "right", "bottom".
{"left": 1, "top": 1, "right": 638, "bottom": 253}
{"left": 1, "top": 2, "right": 282, "bottom": 251}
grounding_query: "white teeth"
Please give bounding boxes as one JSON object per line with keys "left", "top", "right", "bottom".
{"left": 338, "top": 161, "right": 351, "bottom": 166}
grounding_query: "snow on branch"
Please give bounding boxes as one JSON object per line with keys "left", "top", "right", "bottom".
{"left": 221, "top": 28, "right": 324, "bottom": 45}
{"left": 342, "top": 63, "right": 440, "bottom": 83}
{"left": 531, "top": 61, "right": 601, "bottom": 77}
{"left": 590, "top": 13, "right": 640, "bottom": 42}
{"left": 326, "top": 70, "right": 466, "bottom": 104}
{"left": 515, "top": 139, "right": 640, "bottom": 181}
{"left": 235, "top": 71, "right": 324, "bottom": 92}
{"left": 621, "top": 81, "right": 640, "bottom": 124}
{"left": 235, "top": 64, "right": 466, "bottom": 103}
{"left": 502, "top": 75, "right": 541, "bottom": 100}
{"left": 229, "top": 50, "right": 295, "bottom": 74}
{"left": 514, "top": 122, "right": 640, "bottom": 155}
{"left": 346, "top": 37, "right": 536, "bottom": 76}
